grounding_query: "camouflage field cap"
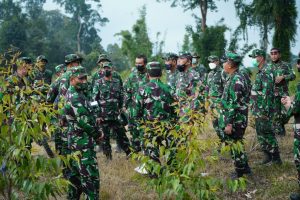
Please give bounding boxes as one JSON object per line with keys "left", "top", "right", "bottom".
{"left": 102, "top": 62, "right": 113, "bottom": 68}
{"left": 179, "top": 52, "right": 193, "bottom": 60}
{"left": 97, "top": 54, "right": 111, "bottom": 63}
{"left": 192, "top": 52, "right": 200, "bottom": 58}
{"left": 36, "top": 55, "right": 48, "bottom": 63}
{"left": 70, "top": 66, "right": 87, "bottom": 78}
{"left": 65, "top": 54, "right": 83, "bottom": 64}
{"left": 146, "top": 61, "right": 161, "bottom": 70}
{"left": 163, "top": 53, "right": 178, "bottom": 60}
{"left": 249, "top": 49, "right": 266, "bottom": 58}
{"left": 18, "top": 57, "right": 32, "bottom": 64}
{"left": 208, "top": 55, "right": 219, "bottom": 62}
{"left": 55, "top": 64, "right": 66, "bottom": 73}
{"left": 225, "top": 51, "right": 242, "bottom": 63}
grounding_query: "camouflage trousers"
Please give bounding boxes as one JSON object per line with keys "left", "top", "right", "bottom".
{"left": 100, "top": 120, "right": 131, "bottom": 158}
{"left": 293, "top": 124, "right": 300, "bottom": 185}
{"left": 273, "top": 96, "right": 288, "bottom": 136}
{"left": 255, "top": 117, "right": 279, "bottom": 154}
{"left": 223, "top": 125, "right": 250, "bottom": 174}
{"left": 210, "top": 105, "right": 223, "bottom": 141}
{"left": 68, "top": 148, "right": 100, "bottom": 200}
{"left": 128, "top": 118, "right": 142, "bottom": 152}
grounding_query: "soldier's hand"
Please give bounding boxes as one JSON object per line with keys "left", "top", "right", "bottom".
{"left": 96, "top": 117, "right": 104, "bottom": 125}
{"left": 275, "top": 75, "right": 285, "bottom": 84}
{"left": 224, "top": 124, "right": 232, "bottom": 135}
{"left": 281, "top": 96, "right": 292, "bottom": 110}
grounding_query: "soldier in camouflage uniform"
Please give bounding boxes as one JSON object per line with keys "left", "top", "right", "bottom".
{"left": 219, "top": 52, "right": 252, "bottom": 178}
{"left": 92, "top": 62, "right": 131, "bottom": 160}
{"left": 163, "top": 53, "right": 178, "bottom": 94}
{"left": 206, "top": 55, "right": 225, "bottom": 140}
{"left": 192, "top": 53, "right": 207, "bottom": 82}
{"left": 55, "top": 63, "right": 66, "bottom": 77}
{"left": 63, "top": 66, "right": 100, "bottom": 200}
{"left": 134, "top": 62, "right": 176, "bottom": 163}
{"left": 281, "top": 57, "right": 300, "bottom": 200}
{"left": 31, "top": 55, "right": 52, "bottom": 85}
{"left": 270, "top": 47, "right": 296, "bottom": 136}
{"left": 249, "top": 49, "right": 281, "bottom": 165}
{"left": 175, "top": 52, "right": 204, "bottom": 116}
{"left": 124, "top": 55, "right": 149, "bottom": 152}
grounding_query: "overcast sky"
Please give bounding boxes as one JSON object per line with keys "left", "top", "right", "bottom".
{"left": 44, "top": 0, "right": 300, "bottom": 65}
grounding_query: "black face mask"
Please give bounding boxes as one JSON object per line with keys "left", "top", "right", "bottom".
{"left": 136, "top": 64, "right": 145, "bottom": 72}
{"left": 177, "top": 64, "right": 185, "bottom": 72}
{"left": 104, "top": 70, "right": 112, "bottom": 77}
{"left": 165, "top": 64, "right": 172, "bottom": 71}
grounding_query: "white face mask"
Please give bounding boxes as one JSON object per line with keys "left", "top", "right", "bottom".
{"left": 192, "top": 58, "right": 198, "bottom": 64}
{"left": 209, "top": 63, "right": 217, "bottom": 70}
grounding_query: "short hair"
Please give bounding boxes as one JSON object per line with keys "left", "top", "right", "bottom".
{"left": 270, "top": 47, "right": 281, "bottom": 53}
{"left": 136, "top": 54, "right": 147, "bottom": 64}
{"left": 148, "top": 68, "right": 162, "bottom": 77}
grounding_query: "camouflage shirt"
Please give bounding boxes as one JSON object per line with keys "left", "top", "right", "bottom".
{"left": 64, "top": 85, "right": 98, "bottom": 150}
{"left": 175, "top": 67, "right": 201, "bottom": 99}
{"left": 206, "top": 66, "right": 225, "bottom": 105}
{"left": 92, "top": 77, "right": 124, "bottom": 121}
{"left": 166, "top": 70, "right": 178, "bottom": 93}
{"left": 219, "top": 70, "right": 250, "bottom": 129}
{"left": 91, "top": 69, "right": 122, "bottom": 87}
{"left": 250, "top": 64, "right": 274, "bottom": 118}
{"left": 194, "top": 64, "right": 207, "bottom": 82}
{"left": 134, "top": 79, "right": 175, "bottom": 121}
{"left": 270, "top": 60, "right": 295, "bottom": 96}
{"left": 124, "top": 70, "right": 148, "bottom": 108}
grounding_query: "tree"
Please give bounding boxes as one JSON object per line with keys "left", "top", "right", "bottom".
{"left": 116, "top": 6, "right": 153, "bottom": 66}
{"left": 157, "top": 0, "right": 217, "bottom": 32}
{"left": 186, "top": 18, "right": 227, "bottom": 65}
{"left": 272, "top": 0, "right": 297, "bottom": 61}
{"left": 181, "top": 33, "right": 191, "bottom": 53}
{"left": 106, "top": 43, "right": 130, "bottom": 72}
{"left": 53, "top": 0, "right": 108, "bottom": 54}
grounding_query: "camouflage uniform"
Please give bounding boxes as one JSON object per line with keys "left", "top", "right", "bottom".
{"left": 164, "top": 53, "right": 178, "bottom": 94}
{"left": 134, "top": 62, "right": 176, "bottom": 162}
{"left": 124, "top": 66, "right": 149, "bottom": 151}
{"left": 219, "top": 52, "right": 251, "bottom": 177}
{"left": 92, "top": 62, "right": 131, "bottom": 159}
{"left": 63, "top": 66, "right": 100, "bottom": 200}
{"left": 271, "top": 59, "right": 295, "bottom": 135}
{"left": 206, "top": 56, "right": 225, "bottom": 140}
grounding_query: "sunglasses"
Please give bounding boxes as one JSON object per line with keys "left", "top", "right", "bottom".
{"left": 270, "top": 51, "right": 279, "bottom": 55}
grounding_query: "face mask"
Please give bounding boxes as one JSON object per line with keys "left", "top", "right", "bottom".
{"left": 251, "top": 59, "right": 259, "bottom": 68}
{"left": 192, "top": 58, "right": 198, "bottom": 65}
{"left": 136, "top": 64, "right": 144, "bottom": 72}
{"left": 209, "top": 63, "right": 217, "bottom": 70}
{"left": 177, "top": 64, "right": 185, "bottom": 72}
{"left": 105, "top": 70, "right": 112, "bottom": 77}
{"left": 76, "top": 82, "right": 88, "bottom": 91}
{"left": 165, "top": 64, "right": 172, "bottom": 70}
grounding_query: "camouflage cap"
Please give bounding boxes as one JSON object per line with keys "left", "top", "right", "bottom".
{"left": 179, "top": 52, "right": 192, "bottom": 60}
{"left": 70, "top": 66, "right": 87, "bottom": 78}
{"left": 18, "top": 57, "right": 32, "bottom": 64}
{"left": 97, "top": 54, "right": 111, "bottom": 63}
{"left": 192, "top": 52, "right": 200, "bottom": 58}
{"left": 65, "top": 54, "right": 83, "bottom": 64}
{"left": 36, "top": 55, "right": 48, "bottom": 63}
{"left": 163, "top": 53, "right": 178, "bottom": 60}
{"left": 225, "top": 51, "right": 242, "bottom": 63}
{"left": 249, "top": 49, "right": 266, "bottom": 58}
{"left": 208, "top": 55, "right": 219, "bottom": 62}
{"left": 146, "top": 61, "right": 161, "bottom": 70}
{"left": 55, "top": 64, "right": 66, "bottom": 73}
{"left": 102, "top": 62, "right": 113, "bottom": 68}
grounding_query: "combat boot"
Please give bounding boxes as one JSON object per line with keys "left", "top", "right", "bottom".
{"left": 271, "top": 151, "right": 282, "bottom": 165}
{"left": 259, "top": 151, "right": 272, "bottom": 165}
{"left": 104, "top": 152, "right": 112, "bottom": 161}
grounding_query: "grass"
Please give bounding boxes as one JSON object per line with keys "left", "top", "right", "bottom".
{"left": 31, "top": 116, "right": 298, "bottom": 200}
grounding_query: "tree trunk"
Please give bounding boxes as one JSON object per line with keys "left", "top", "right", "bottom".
{"left": 77, "top": 15, "right": 82, "bottom": 53}
{"left": 261, "top": 22, "right": 269, "bottom": 51}
{"left": 200, "top": 0, "right": 207, "bottom": 32}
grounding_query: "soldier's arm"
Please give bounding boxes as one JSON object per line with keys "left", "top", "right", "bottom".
{"left": 71, "top": 97, "right": 97, "bottom": 135}
{"left": 123, "top": 76, "right": 132, "bottom": 108}
{"left": 283, "top": 63, "right": 296, "bottom": 81}
{"left": 133, "top": 88, "right": 144, "bottom": 120}
{"left": 46, "top": 77, "right": 60, "bottom": 103}
{"left": 119, "top": 79, "right": 124, "bottom": 110}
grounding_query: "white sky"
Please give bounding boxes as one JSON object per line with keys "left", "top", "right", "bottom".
{"left": 44, "top": 0, "right": 300, "bottom": 66}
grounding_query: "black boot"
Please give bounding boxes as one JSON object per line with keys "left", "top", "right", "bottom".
{"left": 272, "top": 151, "right": 282, "bottom": 165}
{"left": 259, "top": 151, "right": 272, "bottom": 165}
{"left": 231, "top": 164, "right": 252, "bottom": 179}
